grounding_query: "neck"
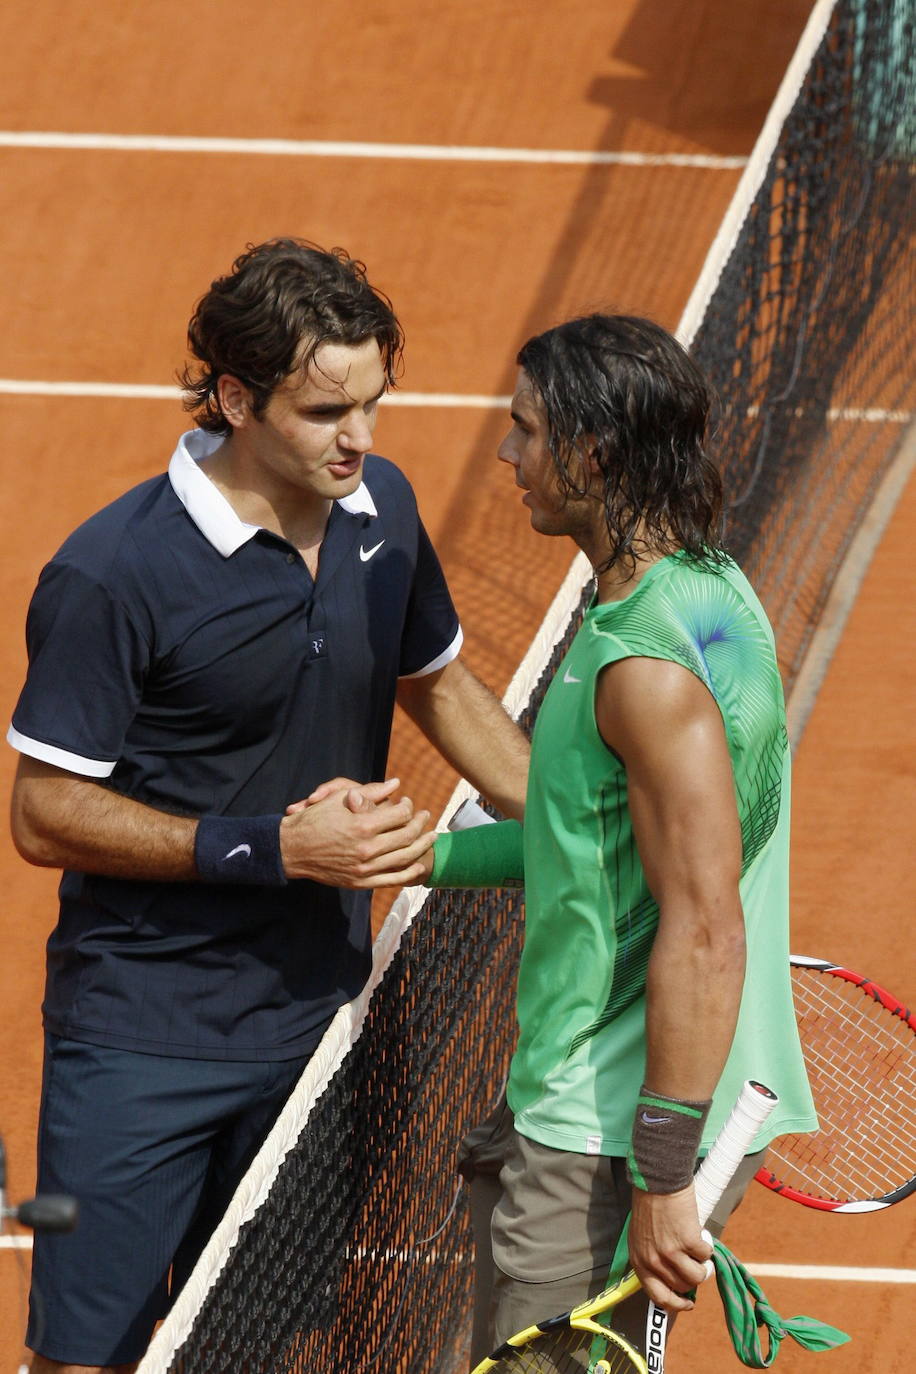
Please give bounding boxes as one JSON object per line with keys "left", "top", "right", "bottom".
{"left": 593, "top": 553, "right": 667, "bottom": 603}
{"left": 200, "top": 438, "right": 333, "bottom": 552}
{"left": 573, "top": 524, "right": 673, "bottom": 603}
{"left": 565, "top": 489, "right": 676, "bottom": 603}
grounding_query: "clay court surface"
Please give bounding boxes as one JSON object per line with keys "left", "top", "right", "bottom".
{"left": 1, "top": 2, "right": 914, "bottom": 1368}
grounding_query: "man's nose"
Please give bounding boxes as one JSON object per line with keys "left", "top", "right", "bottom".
{"left": 340, "top": 414, "right": 374, "bottom": 453}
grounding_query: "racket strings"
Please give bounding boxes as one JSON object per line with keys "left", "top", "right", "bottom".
{"left": 770, "top": 969, "right": 916, "bottom": 1199}
{"left": 485, "top": 1325, "right": 643, "bottom": 1373}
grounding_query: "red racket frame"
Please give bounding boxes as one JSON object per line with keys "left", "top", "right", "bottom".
{"left": 755, "top": 955, "right": 916, "bottom": 1212}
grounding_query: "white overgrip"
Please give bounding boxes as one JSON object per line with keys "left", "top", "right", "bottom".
{"left": 694, "top": 1081, "right": 778, "bottom": 1226}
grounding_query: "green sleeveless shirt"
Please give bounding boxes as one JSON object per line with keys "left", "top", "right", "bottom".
{"left": 509, "top": 552, "right": 815, "bottom": 1153}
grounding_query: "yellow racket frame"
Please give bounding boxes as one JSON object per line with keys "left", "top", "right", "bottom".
{"left": 472, "top": 1270, "right": 647, "bottom": 1372}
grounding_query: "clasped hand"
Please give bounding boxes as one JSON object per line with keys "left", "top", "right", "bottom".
{"left": 628, "top": 1183, "right": 715, "bottom": 1313}
{"left": 280, "top": 777, "right": 436, "bottom": 887}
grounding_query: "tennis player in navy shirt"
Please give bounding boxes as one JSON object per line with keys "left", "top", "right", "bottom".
{"left": 8, "top": 238, "right": 530, "bottom": 1373}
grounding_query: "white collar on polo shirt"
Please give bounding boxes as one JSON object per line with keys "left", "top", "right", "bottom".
{"left": 167, "top": 429, "right": 378, "bottom": 557}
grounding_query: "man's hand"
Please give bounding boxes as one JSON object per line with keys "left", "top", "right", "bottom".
{"left": 280, "top": 778, "right": 435, "bottom": 887}
{"left": 288, "top": 776, "right": 387, "bottom": 810}
{"left": 628, "top": 1185, "right": 714, "bottom": 1313}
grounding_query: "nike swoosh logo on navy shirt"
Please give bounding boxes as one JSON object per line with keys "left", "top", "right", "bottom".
{"left": 222, "top": 844, "right": 252, "bottom": 861}
{"left": 359, "top": 540, "right": 385, "bottom": 562}
{"left": 563, "top": 667, "right": 582, "bottom": 684}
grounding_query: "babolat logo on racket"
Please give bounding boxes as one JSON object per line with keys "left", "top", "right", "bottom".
{"left": 646, "top": 1303, "right": 669, "bottom": 1372}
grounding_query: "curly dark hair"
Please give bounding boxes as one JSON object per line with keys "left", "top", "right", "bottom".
{"left": 179, "top": 238, "right": 404, "bottom": 435}
{"left": 517, "top": 314, "right": 725, "bottom": 570}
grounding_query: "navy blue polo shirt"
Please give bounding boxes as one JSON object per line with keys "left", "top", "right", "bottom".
{"left": 8, "top": 429, "right": 462, "bottom": 1060}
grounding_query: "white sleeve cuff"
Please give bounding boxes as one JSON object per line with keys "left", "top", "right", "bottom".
{"left": 399, "top": 626, "right": 464, "bottom": 680}
{"left": 7, "top": 725, "right": 117, "bottom": 778}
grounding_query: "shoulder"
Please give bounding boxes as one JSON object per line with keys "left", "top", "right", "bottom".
{"left": 591, "top": 554, "right": 772, "bottom": 668}
{"left": 594, "top": 653, "right": 733, "bottom": 785}
{"left": 50, "top": 474, "right": 174, "bottom": 576}
{"left": 598, "top": 653, "right": 719, "bottom": 732}
{"left": 32, "top": 475, "right": 179, "bottom": 628}
{"left": 657, "top": 553, "right": 767, "bottom": 626}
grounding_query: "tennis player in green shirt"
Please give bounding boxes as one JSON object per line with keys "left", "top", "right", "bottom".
{"left": 315, "top": 313, "right": 816, "bottom": 1366}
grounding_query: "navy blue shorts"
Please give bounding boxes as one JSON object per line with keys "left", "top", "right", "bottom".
{"left": 28, "top": 1035, "right": 308, "bottom": 1366}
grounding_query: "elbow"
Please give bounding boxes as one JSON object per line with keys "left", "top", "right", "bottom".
{"left": 10, "top": 792, "right": 63, "bottom": 868}
{"left": 657, "top": 890, "right": 746, "bottom": 979}
{"left": 704, "top": 902, "right": 747, "bottom": 980}
{"left": 718, "top": 920, "right": 747, "bottom": 982}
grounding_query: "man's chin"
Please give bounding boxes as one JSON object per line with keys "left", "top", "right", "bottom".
{"left": 528, "top": 510, "right": 566, "bottom": 537}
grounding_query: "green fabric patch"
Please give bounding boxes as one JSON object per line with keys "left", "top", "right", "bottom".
{"left": 711, "top": 1240, "right": 850, "bottom": 1366}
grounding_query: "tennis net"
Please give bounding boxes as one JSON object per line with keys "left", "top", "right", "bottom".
{"left": 139, "top": 0, "right": 914, "bottom": 1369}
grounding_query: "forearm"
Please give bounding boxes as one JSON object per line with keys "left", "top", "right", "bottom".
{"left": 642, "top": 894, "right": 746, "bottom": 1102}
{"left": 625, "top": 901, "right": 745, "bottom": 1309}
{"left": 12, "top": 758, "right": 434, "bottom": 890}
{"left": 12, "top": 762, "right": 199, "bottom": 879}
{"left": 397, "top": 658, "right": 529, "bottom": 820}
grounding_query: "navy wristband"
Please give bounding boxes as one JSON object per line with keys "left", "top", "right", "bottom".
{"left": 194, "top": 814, "right": 287, "bottom": 887}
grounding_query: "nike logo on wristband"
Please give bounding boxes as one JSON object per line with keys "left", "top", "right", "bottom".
{"left": 359, "top": 540, "right": 385, "bottom": 562}
{"left": 222, "top": 844, "right": 252, "bottom": 861}
{"left": 640, "top": 1111, "right": 672, "bottom": 1125}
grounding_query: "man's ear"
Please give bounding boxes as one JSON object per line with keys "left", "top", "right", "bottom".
{"left": 580, "top": 439, "right": 604, "bottom": 479}
{"left": 216, "top": 374, "right": 253, "bottom": 430}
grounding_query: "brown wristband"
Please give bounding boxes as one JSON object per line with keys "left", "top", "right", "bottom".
{"left": 626, "top": 1085, "right": 712, "bottom": 1194}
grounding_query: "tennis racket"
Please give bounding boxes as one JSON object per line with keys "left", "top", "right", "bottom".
{"left": 471, "top": 1079, "right": 778, "bottom": 1374}
{"left": 755, "top": 954, "right": 916, "bottom": 1212}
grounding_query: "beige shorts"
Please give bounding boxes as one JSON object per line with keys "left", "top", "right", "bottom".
{"left": 460, "top": 1093, "right": 762, "bottom": 1366}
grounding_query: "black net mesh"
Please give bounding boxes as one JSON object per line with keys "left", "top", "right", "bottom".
{"left": 692, "top": 0, "right": 915, "bottom": 692}
{"left": 145, "top": 2, "right": 914, "bottom": 1370}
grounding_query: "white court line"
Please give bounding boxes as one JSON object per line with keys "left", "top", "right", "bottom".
{"left": 0, "top": 380, "right": 911, "bottom": 425}
{"left": 829, "top": 408, "right": 913, "bottom": 423}
{"left": 2, "top": 1233, "right": 912, "bottom": 1285}
{"left": 0, "top": 380, "right": 511, "bottom": 408}
{"left": 0, "top": 130, "right": 747, "bottom": 169}
{"left": 349, "top": 1242, "right": 916, "bottom": 1284}
{"left": 750, "top": 1263, "right": 916, "bottom": 1284}
{"left": 745, "top": 403, "right": 913, "bottom": 424}
{"left": 0, "top": 379, "right": 511, "bottom": 407}
{"left": 384, "top": 392, "right": 508, "bottom": 409}
{"left": 786, "top": 416, "right": 916, "bottom": 745}
{"left": 0, "top": 380, "right": 182, "bottom": 400}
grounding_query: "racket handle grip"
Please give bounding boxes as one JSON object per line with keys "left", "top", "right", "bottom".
{"left": 694, "top": 1081, "right": 778, "bottom": 1226}
{"left": 448, "top": 799, "right": 494, "bottom": 831}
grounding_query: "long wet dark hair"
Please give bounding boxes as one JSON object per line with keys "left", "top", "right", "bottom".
{"left": 179, "top": 238, "right": 404, "bottom": 435}
{"left": 517, "top": 314, "right": 725, "bottom": 570}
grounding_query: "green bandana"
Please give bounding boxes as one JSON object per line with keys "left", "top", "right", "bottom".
{"left": 588, "top": 1223, "right": 849, "bottom": 1370}
{"left": 710, "top": 1240, "right": 851, "bottom": 1366}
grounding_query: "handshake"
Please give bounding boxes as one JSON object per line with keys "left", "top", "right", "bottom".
{"left": 279, "top": 776, "right": 436, "bottom": 889}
